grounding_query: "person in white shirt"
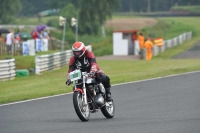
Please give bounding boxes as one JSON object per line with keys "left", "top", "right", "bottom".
{"left": 6, "top": 30, "right": 15, "bottom": 55}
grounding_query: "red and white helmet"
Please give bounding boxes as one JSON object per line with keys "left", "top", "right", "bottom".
{"left": 72, "top": 42, "right": 86, "bottom": 58}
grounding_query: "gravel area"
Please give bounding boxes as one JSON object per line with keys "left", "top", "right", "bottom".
{"left": 105, "top": 18, "right": 158, "bottom": 30}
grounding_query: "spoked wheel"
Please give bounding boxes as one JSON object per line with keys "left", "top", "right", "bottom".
{"left": 101, "top": 100, "right": 115, "bottom": 118}
{"left": 73, "top": 91, "right": 90, "bottom": 121}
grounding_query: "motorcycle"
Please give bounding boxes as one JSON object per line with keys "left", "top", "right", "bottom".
{"left": 68, "top": 69, "right": 115, "bottom": 122}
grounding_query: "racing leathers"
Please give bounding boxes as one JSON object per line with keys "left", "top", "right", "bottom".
{"left": 66, "top": 50, "right": 112, "bottom": 101}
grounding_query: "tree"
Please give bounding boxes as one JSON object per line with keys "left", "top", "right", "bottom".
{"left": 59, "top": 4, "right": 77, "bottom": 33}
{"left": 0, "top": 0, "right": 22, "bottom": 24}
{"left": 59, "top": 4, "right": 77, "bottom": 20}
{"left": 20, "top": 0, "right": 79, "bottom": 16}
{"left": 120, "top": 0, "right": 200, "bottom": 12}
{"left": 78, "top": 0, "right": 120, "bottom": 35}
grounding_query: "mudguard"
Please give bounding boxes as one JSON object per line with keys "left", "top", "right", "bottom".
{"left": 74, "top": 88, "right": 84, "bottom": 94}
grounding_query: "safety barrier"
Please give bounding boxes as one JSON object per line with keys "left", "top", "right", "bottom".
{"left": 142, "top": 31, "right": 192, "bottom": 59}
{"left": 35, "top": 45, "right": 92, "bottom": 75}
{"left": 0, "top": 58, "right": 16, "bottom": 81}
{"left": 0, "top": 39, "right": 68, "bottom": 56}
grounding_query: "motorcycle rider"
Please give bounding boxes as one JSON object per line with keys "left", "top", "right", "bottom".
{"left": 66, "top": 41, "right": 113, "bottom": 101}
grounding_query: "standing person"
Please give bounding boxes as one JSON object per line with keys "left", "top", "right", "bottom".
{"left": 138, "top": 33, "right": 145, "bottom": 50}
{"left": 14, "top": 29, "right": 21, "bottom": 44}
{"left": 66, "top": 41, "right": 113, "bottom": 101}
{"left": 43, "top": 29, "right": 50, "bottom": 39}
{"left": 31, "top": 28, "right": 39, "bottom": 39}
{"left": 38, "top": 30, "right": 44, "bottom": 39}
{"left": 137, "top": 33, "right": 145, "bottom": 59}
{"left": 14, "top": 29, "right": 21, "bottom": 46}
{"left": 144, "top": 35, "right": 153, "bottom": 60}
{"left": 14, "top": 32, "right": 21, "bottom": 54}
{"left": 0, "top": 33, "right": 3, "bottom": 43}
{"left": 5, "top": 30, "right": 15, "bottom": 55}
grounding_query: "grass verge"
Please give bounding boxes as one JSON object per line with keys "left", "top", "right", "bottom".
{"left": 0, "top": 56, "right": 200, "bottom": 104}
{"left": 1, "top": 16, "right": 200, "bottom": 104}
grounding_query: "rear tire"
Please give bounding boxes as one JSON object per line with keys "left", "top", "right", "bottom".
{"left": 101, "top": 100, "right": 115, "bottom": 118}
{"left": 73, "top": 91, "right": 90, "bottom": 121}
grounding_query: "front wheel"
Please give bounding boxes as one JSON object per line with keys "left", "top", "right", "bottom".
{"left": 101, "top": 100, "right": 115, "bottom": 118}
{"left": 73, "top": 91, "right": 90, "bottom": 121}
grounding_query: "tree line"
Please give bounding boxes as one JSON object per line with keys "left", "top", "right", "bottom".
{"left": 18, "top": 0, "right": 200, "bottom": 16}
{"left": 120, "top": 0, "right": 200, "bottom": 12}
{"left": 1, "top": 0, "right": 200, "bottom": 35}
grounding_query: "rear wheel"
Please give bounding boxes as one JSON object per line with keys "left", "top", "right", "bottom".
{"left": 73, "top": 91, "right": 90, "bottom": 121}
{"left": 101, "top": 100, "right": 115, "bottom": 118}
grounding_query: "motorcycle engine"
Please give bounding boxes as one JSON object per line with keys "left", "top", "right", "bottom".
{"left": 87, "top": 84, "right": 95, "bottom": 97}
{"left": 94, "top": 94, "right": 105, "bottom": 107}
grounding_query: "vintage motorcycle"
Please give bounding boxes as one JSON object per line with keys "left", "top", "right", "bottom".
{"left": 68, "top": 69, "right": 115, "bottom": 122}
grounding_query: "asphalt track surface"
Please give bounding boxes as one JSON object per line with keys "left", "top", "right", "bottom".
{"left": 1, "top": 72, "right": 200, "bottom": 133}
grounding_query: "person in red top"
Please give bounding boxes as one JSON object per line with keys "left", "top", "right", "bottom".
{"left": 31, "top": 28, "right": 39, "bottom": 39}
{"left": 66, "top": 41, "right": 113, "bottom": 101}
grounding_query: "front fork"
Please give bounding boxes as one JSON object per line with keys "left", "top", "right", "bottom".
{"left": 82, "top": 75, "right": 88, "bottom": 106}
{"left": 73, "top": 75, "right": 88, "bottom": 106}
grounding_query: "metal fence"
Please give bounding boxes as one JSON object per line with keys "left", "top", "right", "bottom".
{"left": 142, "top": 31, "right": 192, "bottom": 59}
{"left": 35, "top": 45, "right": 92, "bottom": 75}
{"left": 0, "top": 39, "right": 68, "bottom": 56}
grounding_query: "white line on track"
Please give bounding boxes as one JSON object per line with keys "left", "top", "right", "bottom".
{"left": 1, "top": 70, "right": 200, "bottom": 107}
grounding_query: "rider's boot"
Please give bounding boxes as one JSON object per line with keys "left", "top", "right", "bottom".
{"left": 105, "top": 88, "right": 113, "bottom": 102}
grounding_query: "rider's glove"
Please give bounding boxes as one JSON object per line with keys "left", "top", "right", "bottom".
{"left": 66, "top": 79, "right": 72, "bottom": 86}
{"left": 66, "top": 74, "right": 71, "bottom": 86}
{"left": 88, "top": 71, "right": 95, "bottom": 78}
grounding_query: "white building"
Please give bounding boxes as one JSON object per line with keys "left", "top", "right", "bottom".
{"left": 113, "top": 30, "right": 140, "bottom": 55}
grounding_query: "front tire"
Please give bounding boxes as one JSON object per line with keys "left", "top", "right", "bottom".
{"left": 101, "top": 100, "right": 115, "bottom": 118}
{"left": 73, "top": 91, "right": 90, "bottom": 121}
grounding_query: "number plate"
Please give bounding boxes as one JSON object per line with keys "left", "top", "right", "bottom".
{"left": 69, "top": 69, "right": 81, "bottom": 81}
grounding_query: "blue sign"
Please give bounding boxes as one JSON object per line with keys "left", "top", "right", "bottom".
{"left": 36, "top": 39, "right": 42, "bottom": 52}
{"left": 22, "top": 42, "right": 29, "bottom": 56}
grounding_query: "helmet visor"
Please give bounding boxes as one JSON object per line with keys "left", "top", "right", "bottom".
{"left": 73, "top": 51, "right": 82, "bottom": 56}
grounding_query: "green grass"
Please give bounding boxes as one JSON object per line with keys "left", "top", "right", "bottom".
{"left": 0, "top": 50, "right": 60, "bottom": 69}
{"left": 154, "top": 38, "right": 200, "bottom": 59}
{"left": 91, "top": 37, "right": 113, "bottom": 56}
{"left": 0, "top": 58, "right": 200, "bottom": 104}
{"left": 159, "top": 17, "right": 200, "bottom": 32}
{"left": 142, "top": 19, "right": 197, "bottom": 40}
{"left": 171, "top": 5, "right": 200, "bottom": 14}
{"left": 1, "top": 16, "right": 200, "bottom": 104}
{"left": 15, "top": 16, "right": 58, "bottom": 25}
{"left": 155, "top": 17, "right": 200, "bottom": 57}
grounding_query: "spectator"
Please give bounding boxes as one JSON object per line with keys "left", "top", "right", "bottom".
{"left": 15, "top": 29, "right": 21, "bottom": 42}
{"left": 15, "top": 34, "right": 21, "bottom": 42}
{"left": 31, "top": 28, "right": 39, "bottom": 39}
{"left": 5, "top": 30, "right": 15, "bottom": 55}
{"left": 144, "top": 35, "right": 153, "bottom": 60}
{"left": 14, "top": 29, "right": 22, "bottom": 51}
{"left": 38, "top": 30, "right": 44, "bottom": 39}
{"left": 43, "top": 29, "right": 50, "bottom": 39}
{"left": 0, "top": 33, "right": 3, "bottom": 43}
